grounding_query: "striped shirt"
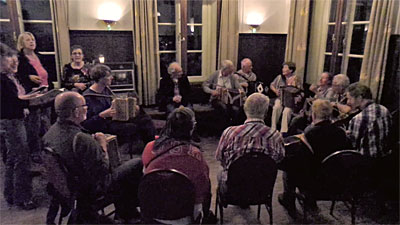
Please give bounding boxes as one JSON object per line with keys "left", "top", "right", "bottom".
{"left": 348, "top": 102, "right": 391, "bottom": 157}
{"left": 216, "top": 119, "right": 285, "bottom": 169}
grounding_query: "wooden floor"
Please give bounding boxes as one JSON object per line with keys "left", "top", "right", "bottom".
{"left": 0, "top": 136, "right": 399, "bottom": 224}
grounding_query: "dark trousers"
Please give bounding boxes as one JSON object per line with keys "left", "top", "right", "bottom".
{"left": 211, "top": 100, "right": 240, "bottom": 130}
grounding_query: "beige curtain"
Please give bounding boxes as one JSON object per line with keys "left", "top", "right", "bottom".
{"left": 218, "top": 0, "right": 239, "bottom": 67}
{"left": 285, "top": 0, "right": 311, "bottom": 84}
{"left": 359, "top": 0, "right": 394, "bottom": 101}
{"left": 133, "top": 0, "right": 160, "bottom": 105}
{"left": 52, "top": 0, "right": 70, "bottom": 87}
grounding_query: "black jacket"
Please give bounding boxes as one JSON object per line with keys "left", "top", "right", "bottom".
{"left": 157, "top": 75, "right": 192, "bottom": 111}
{"left": 17, "top": 51, "right": 53, "bottom": 93}
{"left": 0, "top": 73, "right": 29, "bottom": 119}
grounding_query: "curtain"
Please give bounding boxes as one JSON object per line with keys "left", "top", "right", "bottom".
{"left": 218, "top": 0, "right": 239, "bottom": 67}
{"left": 52, "top": 0, "right": 70, "bottom": 87}
{"left": 359, "top": 0, "right": 394, "bottom": 101}
{"left": 285, "top": 0, "right": 311, "bottom": 85}
{"left": 133, "top": 0, "right": 160, "bottom": 105}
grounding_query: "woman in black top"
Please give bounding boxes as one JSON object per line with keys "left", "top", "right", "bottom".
{"left": 61, "top": 45, "right": 91, "bottom": 92}
{"left": 0, "top": 42, "right": 38, "bottom": 210}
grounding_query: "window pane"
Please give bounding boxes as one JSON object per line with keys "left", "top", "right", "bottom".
{"left": 324, "top": 55, "right": 342, "bottom": 75}
{"left": 0, "top": 22, "right": 14, "bottom": 48}
{"left": 354, "top": 0, "right": 373, "bottom": 21}
{"left": 329, "top": 0, "right": 338, "bottom": 22}
{"left": 158, "top": 25, "right": 176, "bottom": 51}
{"left": 187, "top": 53, "right": 201, "bottom": 76}
{"left": 20, "top": 0, "right": 51, "bottom": 20}
{"left": 41, "top": 54, "right": 57, "bottom": 82}
{"left": 159, "top": 53, "right": 176, "bottom": 78}
{"left": 187, "top": 25, "right": 201, "bottom": 50}
{"left": 0, "top": 1, "right": 9, "bottom": 19}
{"left": 326, "top": 25, "right": 335, "bottom": 53}
{"left": 157, "top": 0, "right": 175, "bottom": 23}
{"left": 346, "top": 57, "right": 361, "bottom": 83}
{"left": 350, "top": 24, "right": 368, "bottom": 55}
{"left": 23, "top": 23, "right": 54, "bottom": 52}
{"left": 187, "top": 0, "right": 202, "bottom": 23}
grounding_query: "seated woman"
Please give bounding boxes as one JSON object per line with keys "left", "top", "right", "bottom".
{"left": 81, "top": 64, "right": 155, "bottom": 155}
{"left": 142, "top": 106, "right": 212, "bottom": 222}
{"left": 61, "top": 45, "right": 91, "bottom": 92}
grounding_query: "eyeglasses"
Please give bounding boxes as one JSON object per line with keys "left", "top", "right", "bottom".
{"left": 75, "top": 104, "right": 88, "bottom": 109}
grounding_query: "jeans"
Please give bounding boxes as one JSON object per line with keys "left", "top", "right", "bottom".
{"left": 25, "top": 107, "right": 51, "bottom": 155}
{"left": 1, "top": 118, "right": 32, "bottom": 204}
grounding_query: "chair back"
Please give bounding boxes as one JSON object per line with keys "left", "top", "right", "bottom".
{"left": 316, "top": 150, "right": 368, "bottom": 199}
{"left": 226, "top": 152, "right": 278, "bottom": 205}
{"left": 138, "top": 169, "right": 196, "bottom": 222}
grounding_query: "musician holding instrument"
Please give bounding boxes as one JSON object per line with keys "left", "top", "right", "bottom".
{"left": 203, "top": 60, "right": 244, "bottom": 129}
{"left": 270, "top": 62, "right": 302, "bottom": 134}
{"left": 82, "top": 64, "right": 155, "bottom": 155}
{"left": 234, "top": 58, "right": 257, "bottom": 95}
{"left": 0, "top": 43, "right": 38, "bottom": 210}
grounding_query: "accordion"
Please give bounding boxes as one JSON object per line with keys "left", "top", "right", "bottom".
{"left": 216, "top": 87, "right": 246, "bottom": 107}
{"left": 112, "top": 97, "right": 137, "bottom": 121}
{"left": 29, "top": 88, "right": 65, "bottom": 106}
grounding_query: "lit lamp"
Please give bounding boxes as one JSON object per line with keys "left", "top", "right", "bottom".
{"left": 98, "top": 54, "right": 105, "bottom": 64}
{"left": 98, "top": 2, "right": 122, "bottom": 30}
{"left": 247, "top": 13, "right": 263, "bottom": 33}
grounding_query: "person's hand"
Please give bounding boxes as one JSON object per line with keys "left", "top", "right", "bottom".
{"left": 99, "top": 107, "right": 116, "bottom": 118}
{"left": 93, "top": 132, "right": 107, "bottom": 152}
{"left": 29, "top": 75, "right": 42, "bottom": 84}
{"left": 173, "top": 95, "right": 182, "bottom": 103}
{"left": 211, "top": 90, "right": 219, "bottom": 97}
{"left": 294, "top": 95, "right": 302, "bottom": 104}
{"left": 241, "top": 82, "right": 248, "bottom": 88}
{"left": 74, "top": 83, "right": 87, "bottom": 91}
{"left": 19, "top": 92, "right": 43, "bottom": 100}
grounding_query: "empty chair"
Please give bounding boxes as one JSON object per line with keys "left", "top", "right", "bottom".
{"left": 138, "top": 169, "right": 196, "bottom": 224}
{"left": 296, "top": 150, "right": 369, "bottom": 224}
{"left": 215, "top": 152, "right": 278, "bottom": 224}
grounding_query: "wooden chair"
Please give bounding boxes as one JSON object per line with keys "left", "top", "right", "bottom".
{"left": 215, "top": 152, "right": 278, "bottom": 224}
{"left": 138, "top": 169, "right": 196, "bottom": 224}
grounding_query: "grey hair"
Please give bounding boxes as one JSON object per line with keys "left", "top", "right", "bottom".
{"left": 220, "top": 59, "right": 234, "bottom": 71}
{"left": 167, "top": 62, "right": 181, "bottom": 74}
{"left": 312, "top": 99, "right": 333, "bottom": 121}
{"left": 333, "top": 74, "right": 350, "bottom": 88}
{"left": 241, "top": 58, "right": 252, "bottom": 66}
{"left": 244, "top": 93, "right": 270, "bottom": 119}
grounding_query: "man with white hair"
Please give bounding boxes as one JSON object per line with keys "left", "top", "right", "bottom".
{"left": 203, "top": 60, "right": 244, "bottom": 129}
{"left": 234, "top": 58, "right": 257, "bottom": 94}
{"left": 216, "top": 93, "right": 285, "bottom": 200}
{"left": 157, "top": 62, "right": 192, "bottom": 115}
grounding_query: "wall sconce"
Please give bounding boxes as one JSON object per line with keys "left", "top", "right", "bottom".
{"left": 98, "top": 54, "right": 105, "bottom": 64}
{"left": 98, "top": 2, "right": 122, "bottom": 30}
{"left": 247, "top": 13, "right": 263, "bottom": 33}
{"left": 249, "top": 24, "right": 260, "bottom": 33}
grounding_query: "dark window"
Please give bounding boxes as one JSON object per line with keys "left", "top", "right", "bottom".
{"left": 20, "top": 0, "right": 51, "bottom": 20}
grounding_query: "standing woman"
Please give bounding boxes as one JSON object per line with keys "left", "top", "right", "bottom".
{"left": 0, "top": 42, "right": 37, "bottom": 209}
{"left": 17, "top": 32, "right": 52, "bottom": 162}
{"left": 61, "top": 45, "right": 91, "bottom": 92}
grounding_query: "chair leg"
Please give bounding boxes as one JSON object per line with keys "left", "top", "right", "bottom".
{"left": 351, "top": 199, "right": 356, "bottom": 224}
{"left": 303, "top": 202, "right": 307, "bottom": 223}
{"left": 257, "top": 205, "right": 261, "bottom": 219}
{"left": 330, "top": 200, "right": 336, "bottom": 216}
{"left": 265, "top": 204, "right": 273, "bottom": 225}
{"left": 219, "top": 202, "right": 224, "bottom": 224}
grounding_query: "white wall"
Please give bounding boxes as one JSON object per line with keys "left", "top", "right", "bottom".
{"left": 238, "top": 0, "right": 291, "bottom": 34}
{"left": 68, "top": 0, "right": 133, "bottom": 30}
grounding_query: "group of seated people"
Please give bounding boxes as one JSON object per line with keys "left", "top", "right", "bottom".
{"left": 1, "top": 35, "right": 396, "bottom": 225}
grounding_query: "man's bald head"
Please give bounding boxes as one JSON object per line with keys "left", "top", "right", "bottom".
{"left": 55, "top": 91, "right": 85, "bottom": 121}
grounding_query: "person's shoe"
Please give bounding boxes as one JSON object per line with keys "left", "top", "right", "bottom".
{"left": 31, "top": 154, "right": 42, "bottom": 164}
{"left": 239, "top": 204, "right": 250, "bottom": 209}
{"left": 29, "top": 170, "right": 42, "bottom": 177}
{"left": 278, "top": 194, "right": 296, "bottom": 218}
{"left": 16, "top": 200, "right": 37, "bottom": 210}
{"left": 192, "top": 135, "right": 201, "bottom": 143}
{"left": 5, "top": 197, "right": 13, "bottom": 206}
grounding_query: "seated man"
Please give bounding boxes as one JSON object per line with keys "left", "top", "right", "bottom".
{"left": 330, "top": 74, "right": 352, "bottom": 120}
{"left": 309, "top": 72, "right": 334, "bottom": 100}
{"left": 234, "top": 58, "right": 257, "bottom": 95}
{"left": 216, "top": 93, "right": 285, "bottom": 202}
{"left": 203, "top": 60, "right": 244, "bottom": 129}
{"left": 279, "top": 99, "right": 349, "bottom": 217}
{"left": 157, "top": 62, "right": 192, "bottom": 115}
{"left": 82, "top": 64, "right": 155, "bottom": 154}
{"left": 142, "top": 106, "right": 211, "bottom": 222}
{"left": 43, "top": 92, "right": 143, "bottom": 224}
{"left": 346, "top": 83, "right": 391, "bottom": 158}
{"left": 270, "top": 62, "right": 303, "bottom": 134}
